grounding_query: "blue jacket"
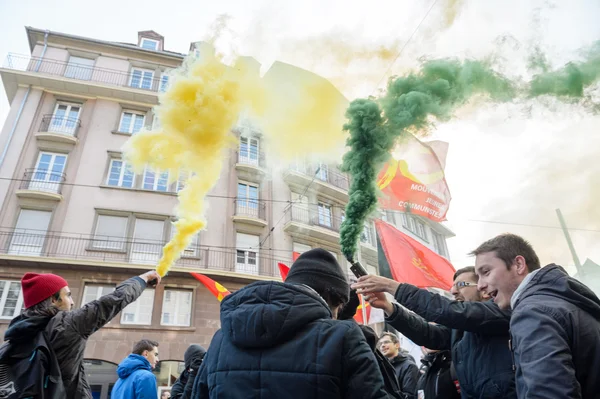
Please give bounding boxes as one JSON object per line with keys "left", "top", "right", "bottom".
{"left": 111, "top": 354, "right": 157, "bottom": 399}
{"left": 192, "top": 281, "right": 391, "bottom": 399}
{"left": 387, "top": 284, "right": 515, "bottom": 399}
{"left": 511, "top": 264, "right": 600, "bottom": 398}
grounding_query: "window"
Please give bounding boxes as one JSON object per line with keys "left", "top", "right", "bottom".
{"left": 239, "top": 137, "right": 259, "bottom": 166}
{"left": 130, "top": 219, "right": 165, "bottom": 265}
{"left": 293, "top": 242, "right": 311, "bottom": 260}
{"left": 143, "top": 167, "right": 169, "bottom": 192}
{"left": 401, "top": 213, "right": 428, "bottom": 240}
{"left": 414, "top": 219, "right": 428, "bottom": 241}
{"left": 170, "top": 224, "right": 199, "bottom": 257}
{"left": 81, "top": 284, "right": 114, "bottom": 305}
{"left": 432, "top": 231, "right": 448, "bottom": 257}
{"left": 161, "top": 289, "right": 192, "bottom": 326}
{"left": 121, "top": 289, "right": 155, "bottom": 325}
{"left": 237, "top": 183, "right": 259, "bottom": 217}
{"left": 360, "top": 222, "right": 374, "bottom": 246}
{"left": 290, "top": 158, "right": 306, "bottom": 174}
{"left": 317, "top": 203, "right": 332, "bottom": 227}
{"left": 118, "top": 111, "right": 145, "bottom": 134}
{"left": 366, "top": 264, "right": 378, "bottom": 275}
{"left": 9, "top": 209, "right": 52, "bottom": 256}
{"left": 129, "top": 68, "right": 154, "bottom": 90}
{"left": 236, "top": 233, "right": 259, "bottom": 275}
{"left": 64, "top": 56, "right": 94, "bottom": 80}
{"left": 140, "top": 38, "right": 159, "bottom": 51}
{"left": 159, "top": 72, "right": 169, "bottom": 92}
{"left": 107, "top": 159, "right": 135, "bottom": 188}
{"left": 29, "top": 152, "right": 67, "bottom": 193}
{"left": 0, "top": 280, "right": 24, "bottom": 319}
{"left": 49, "top": 103, "right": 81, "bottom": 135}
{"left": 291, "top": 192, "right": 310, "bottom": 224}
{"left": 92, "top": 214, "right": 128, "bottom": 249}
{"left": 316, "top": 163, "right": 329, "bottom": 181}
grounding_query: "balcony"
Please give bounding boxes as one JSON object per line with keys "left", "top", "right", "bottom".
{"left": 235, "top": 151, "right": 266, "bottom": 181}
{"left": 283, "top": 204, "right": 341, "bottom": 244}
{"left": 359, "top": 223, "right": 377, "bottom": 258}
{"left": 15, "top": 169, "right": 66, "bottom": 201}
{"left": 0, "top": 228, "right": 285, "bottom": 280}
{"left": 232, "top": 199, "right": 267, "bottom": 228}
{"left": 36, "top": 114, "right": 81, "bottom": 145}
{"left": 283, "top": 164, "right": 349, "bottom": 202}
{"left": 1, "top": 54, "right": 163, "bottom": 104}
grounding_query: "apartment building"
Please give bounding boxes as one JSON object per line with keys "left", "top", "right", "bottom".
{"left": 0, "top": 27, "right": 454, "bottom": 398}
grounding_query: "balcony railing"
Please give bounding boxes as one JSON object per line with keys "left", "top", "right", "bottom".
{"left": 286, "top": 204, "right": 342, "bottom": 232}
{"left": 19, "top": 169, "right": 66, "bottom": 195}
{"left": 236, "top": 150, "right": 266, "bottom": 168}
{"left": 3, "top": 53, "right": 163, "bottom": 93}
{"left": 234, "top": 199, "right": 266, "bottom": 220}
{"left": 289, "top": 163, "right": 349, "bottom": 192}
{"left": 0, "top": 228, "right": 283, "bottom": 277}
{"left": 39, "top": 114, "right": 81, "bottom": 137}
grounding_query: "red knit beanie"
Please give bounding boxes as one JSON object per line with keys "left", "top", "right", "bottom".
{"left": 21, "top": 272, "right": 68, "bottom": 308}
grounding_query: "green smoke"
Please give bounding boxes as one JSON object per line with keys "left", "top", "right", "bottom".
{"left": 340, "top": 59, "right": 514, "bottom": 260}
{"left": 529, "top": 42, "right": 600, "bottom": 98}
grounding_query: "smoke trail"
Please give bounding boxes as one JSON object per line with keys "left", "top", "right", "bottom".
{"left": 124, "top": 52, "right": 246, "bottom": 277}
{"left": 340, "top": 59, "right": 515, "bottom": 260}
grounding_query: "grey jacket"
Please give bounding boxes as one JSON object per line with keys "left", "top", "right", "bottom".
{"left": 511, "top": 264, "right": 600, "bottom": 398}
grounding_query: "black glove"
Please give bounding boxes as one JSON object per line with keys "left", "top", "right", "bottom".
{"left": 338, "top": 289, "right": 360, "bottom": 320}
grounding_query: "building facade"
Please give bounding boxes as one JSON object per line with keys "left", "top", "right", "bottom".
{"left": 0, "top": 27, "right": 454, "bottom": 398}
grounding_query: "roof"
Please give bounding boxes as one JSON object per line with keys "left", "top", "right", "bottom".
{"left": 25, "top": 26, "right": 185, "bottom": 59}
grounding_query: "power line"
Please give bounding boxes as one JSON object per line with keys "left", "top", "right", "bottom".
{"left": 465, "top": 219, "right": 600, "bottom": 234}
{"left": 371, "top": 0, "right": 440, "bottom": 95}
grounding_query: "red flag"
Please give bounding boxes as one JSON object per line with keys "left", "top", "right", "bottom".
{"left": 353, "top": 294, "right": 371, "bottom": 325}
{"left": 190, "top": 272, "right": 231, "bottom": 302}
{"left": 292, "top": 251, "right": 301, "bottom": 261}
{"left": 278, "top": 262, "right": 290, "bottom": 281}
{"left": 377, "top": 135, "right": 451, "bottom": 222}
{"left": 375, "top": 219, "right": 455, "bottom": 290}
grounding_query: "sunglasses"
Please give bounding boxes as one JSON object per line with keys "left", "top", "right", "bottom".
{"left": 452, "top": 281, "right": 476, "bottom": 289}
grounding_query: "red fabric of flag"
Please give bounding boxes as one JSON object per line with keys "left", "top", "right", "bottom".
{"left": 278, "top": 262, "right": 290, "bottom": 281}
{"left": 190, "top": 272, "right": 231, "bottom": 302}
{"left": 353, "top": 294, "right": 371, "bottom": 325}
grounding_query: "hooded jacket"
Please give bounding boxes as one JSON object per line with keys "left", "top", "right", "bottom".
{"left": 386, "top": 284, "right": 515, "bottom": 398}
{"left": 111, "top": 354, "right": 157, "bottom": 399}
{"left": 192, "top": 281, "right": 391, "bottom": 399}
{"left": 510, "top": 264, "right": 600, "bottom": 399}
{"left": 389, "top": 352, "right": 419, "bottom": 399}
{"left": 170, "top": 345, "right": 206, "bottom": 399}
{"left": 4, "top": 276, "right": 146, "bottom": 399}
{"left": 417, "top": 350, "right": 460, "bottom": 399}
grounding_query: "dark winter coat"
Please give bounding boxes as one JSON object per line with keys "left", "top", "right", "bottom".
{"left": 192, "top": 281, "right": 391, "bottom": 399}
{"left": 171, "top": 345, "right": 206, "bottom": 399}
{"left": 387, "top": 284, "right": 516, "bottom": 399}
{"left": 111, "top": 354, "right": 157, "bottom": 399}
{"left": 3, "top": 276, "right": 146, "bottom": 399}
{"left": 390, "top": 352, "right": 419, "bottom": 399}
{"left": 416, "top": 350, "right": 460, "bottom": 399}
{"left": 511, "top": 264, "right": 600, "bottom": 398}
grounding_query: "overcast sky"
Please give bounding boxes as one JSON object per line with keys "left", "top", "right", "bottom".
{"left": 1, "top": 0, "right": 599, "bottom": 276}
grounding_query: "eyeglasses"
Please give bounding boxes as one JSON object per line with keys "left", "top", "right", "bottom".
{"left": 452, "top": 281, "right": 475, "bottom": 289}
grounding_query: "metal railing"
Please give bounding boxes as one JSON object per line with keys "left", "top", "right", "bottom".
{"left": 0, "top": 228, "right": 283, "bottom": 277}
{"left": 236, "top": 150, "right": 266, "bottom": 168}
{"left": 3, "top": 53, "right": 164, "bottom": 93}
{"left": 288, "top": 163, "right": 349, "bottom": 192}
{"left": 286, "top": 204, "right": 342, "bottom": 232}
{"left": 19, "top": 169, "right": 66, "bottom": 195}
{"left": 39, "top": 114, "right": 81, "bottom": 137}
{"left": 234, "top": 199, "right": 266, "bottom": 220}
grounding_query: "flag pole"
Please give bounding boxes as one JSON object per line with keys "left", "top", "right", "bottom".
{"left": 556, "top": 209, "right": 584, "bottom": 276}
{"left": 357, "top": 245, "right": 368, "bottom": 325}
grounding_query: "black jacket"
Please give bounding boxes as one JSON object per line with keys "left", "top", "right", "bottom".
{"left": 417, "top": 350, "right": 460, "bottom": 399}
{"left": 192, "top": 281, "right": 390, "bottom": 399}
{"left": 4, "top": 276, "right": 146, "bottom": 399}
{"left": 390, "top": 353, "right": 419, "bottom": 399}
{"left": 387, "top": 284, "right": 515, "bottom": 399}
{"left": 171, "top": 345, "right": 206, "bottom": 399}
{"left": 511, "top": 264, "right": 600, "bottom": 398}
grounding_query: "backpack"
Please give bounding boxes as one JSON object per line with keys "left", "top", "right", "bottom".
{"left": 0, "top": 330, "right": 64, "bottom": 399}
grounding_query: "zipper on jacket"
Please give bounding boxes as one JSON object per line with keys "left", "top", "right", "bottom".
{"left": 435, "top": 369, "right": 441, "bottom": 396}
{"left": 508, "top": 332, "right": 516, "bottom": 372}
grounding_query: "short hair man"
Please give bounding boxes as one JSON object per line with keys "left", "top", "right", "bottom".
{"left": 111, "top": 339, "right": 159, "bottom": 398}
{"left": 3, "top": 270, "right": 161, "bottom": 399}
{"left": 352, "top": 266, "right": 515, "bottom": 398}
{"left": 377, "top": 332, "right": 418, "bottom": 398}
{"left": 472, "top": 233, "right": 600, "bottom": 398}
{"left": 192, "top": 248, "right": 390, "bottom": 399}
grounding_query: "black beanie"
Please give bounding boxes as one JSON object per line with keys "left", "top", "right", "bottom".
{"left": 286, "top": 248, "right": 350, "bottom": 305}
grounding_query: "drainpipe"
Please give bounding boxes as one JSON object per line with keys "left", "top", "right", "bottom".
{"left": 0, "top": 29, "right": 50, "bottom": 168}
